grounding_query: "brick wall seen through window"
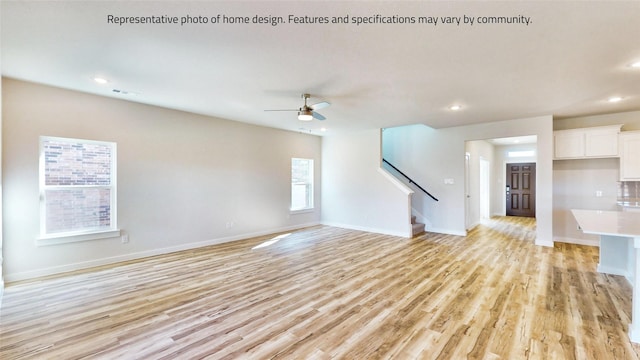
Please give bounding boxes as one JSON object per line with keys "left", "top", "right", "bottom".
{"left": 41, "top": 137, "right": 116, "bottom": 235}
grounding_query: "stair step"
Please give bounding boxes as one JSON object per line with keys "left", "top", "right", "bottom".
{"left": 412, "top": 222, "right": 425, "bottom": 236}
{"left": 411, "top": 215, "right": 417, "bottom": 224}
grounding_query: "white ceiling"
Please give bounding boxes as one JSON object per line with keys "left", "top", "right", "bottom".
{"left": 2, "top": 1, "right": 640, "bottom": 135}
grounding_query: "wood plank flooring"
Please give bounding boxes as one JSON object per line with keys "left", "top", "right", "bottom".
{"left": 2, "top": 216, "right": 640, "bottom": 359}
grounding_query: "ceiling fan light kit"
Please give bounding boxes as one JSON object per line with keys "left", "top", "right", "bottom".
{"left": 298, "top": 109, "right": 314, "bottom": 121}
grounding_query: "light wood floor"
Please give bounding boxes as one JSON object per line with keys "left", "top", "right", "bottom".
{"left": 2, "top": 217, "right": 640, "bottom": 359}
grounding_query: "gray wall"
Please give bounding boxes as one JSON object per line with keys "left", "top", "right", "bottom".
{"left": 321, "top": 129, "right": 412, "bottom": 237}
{"left": 2, "top": 78, "right": 322, "bottom": 280}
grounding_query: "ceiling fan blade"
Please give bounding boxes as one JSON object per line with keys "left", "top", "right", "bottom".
{"left": 264, "top": 109, "right": 299, "bottom": 112}
{"left": 312, "top": 112, "right": 326, "bottom": 120}
{"left": 310, "top": 101, "right": 330, "bottom": 110}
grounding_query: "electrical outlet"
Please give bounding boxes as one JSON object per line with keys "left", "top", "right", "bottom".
{"left": 121, "top": 234, "right": 129, "bottom": 244}
{"left": 595, "top": 190, "right": 603, "bottom": 197}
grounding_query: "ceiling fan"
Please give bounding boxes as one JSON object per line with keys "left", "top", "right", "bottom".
{"left": 265, "top": 93, "right": 330, "bottom": 121}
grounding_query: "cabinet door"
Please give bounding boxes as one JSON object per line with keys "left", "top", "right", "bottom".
{"left": 585, "top": 129, "right": 619, "bottom": 157}
{"left": 554, "top": 131, "right": 584, "bottom": 159}
{"left": 620, "top": 133, "right": 640, "bottom": 180}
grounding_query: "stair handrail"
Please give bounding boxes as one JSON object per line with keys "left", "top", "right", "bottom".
{"left": 382, "top": 158, "right": 439, "bottom": 202}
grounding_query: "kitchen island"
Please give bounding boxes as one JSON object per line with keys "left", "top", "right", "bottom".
{"left": 572, "top": 209, "right": 640, "bottom": 343}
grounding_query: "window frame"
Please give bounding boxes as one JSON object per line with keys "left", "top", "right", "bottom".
{"left": 290, "top": 157, "right": 314, "bottom": 213}
{"left": 38, "top": 136, "right": 120, "bottom": 246}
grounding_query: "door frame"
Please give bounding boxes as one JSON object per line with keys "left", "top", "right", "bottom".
{"left": 479, "top": 157, "right": 491, "bottom": 221}
{"left": 465, "top": 152, "right": 472, "bottom": 230}
{"left": 501, "top": 159, "right": 537, "bottom": 216}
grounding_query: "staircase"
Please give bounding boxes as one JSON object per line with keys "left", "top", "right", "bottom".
{"left": 380, "top": 159, "right": 435, "bottom": 238}
{"left": 411, "top": 215, "right": 425, "bottom": 237}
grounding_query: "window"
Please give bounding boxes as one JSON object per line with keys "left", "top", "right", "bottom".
{"left": 39, "top": 136, "right": 119, "bottom": 245}
{"left": 291, "top": 158, "right": 314, "bottom": 211}
{"left": 507, "top": 150, "right": 535, "bottom": 158}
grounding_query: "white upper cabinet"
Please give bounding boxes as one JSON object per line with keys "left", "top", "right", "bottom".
{"left": 554, "top": 130, "right": 584, "bottom": 159}
{"left": 620, "top": 131, "right": 640, "bottom": 181}
{"left": 554, "top": 125, "right": 622, "bottom": 160}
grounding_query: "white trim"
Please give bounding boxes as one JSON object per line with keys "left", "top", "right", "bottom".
{"left": 535, "top": 238, "right": 554, "bottom": 247}
{"left": 289, "top": 208, "right": 315, "bottom": 215}
{"left": 553, "top": 236, "right": 599, "bottom": 247}
{"left": 377, "top": 167, "right": 414, "bottom": 195}
{"left": 464, "top": 221, "right": 481, "bottom": 232}
{"left": 5, "top": 222, "right": 320, "bottom": 282}
{"left": 36, "top": 229, "right": 122, "bottom": 246}
{"left": 597, "top": 264, "right": 630, "bottom": 279}
{"left": 427, "top": 227, "right": 467, "bottom": 237}
{"left": 291, "top": 157, "right": 314, "bottom": 211}
{"left": 322, "top": 221, "right": 411, "bottom": 238}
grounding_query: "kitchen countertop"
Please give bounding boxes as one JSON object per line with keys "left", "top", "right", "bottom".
{"left": 572, "top": 209, "right": 640, "bottom": 238}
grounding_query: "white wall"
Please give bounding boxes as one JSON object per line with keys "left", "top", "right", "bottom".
{"left": 553, "top": 111, "right": 640, "bottom": 246}
{"left": 383, "top": 115, "right": 554, "bottom": 246}
{"left": 321, "top": 129, "right": 412, "bottom": 237}
{"left": 2, "top": 78, "right": 322, "bottom": 281}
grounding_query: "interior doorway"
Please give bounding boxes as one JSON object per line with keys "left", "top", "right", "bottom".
{"left": 506, "top": 162, "right": 536, "bottom": 217}
{"left": 464, "top": 135, "right": 537, "bottom": 230}
{"left": 465, "top": 153, "right": 472, "bottom": 229}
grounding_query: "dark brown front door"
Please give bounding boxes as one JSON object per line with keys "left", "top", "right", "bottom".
{"left": 506, "top": 163, "right": 536, "bottom": 217}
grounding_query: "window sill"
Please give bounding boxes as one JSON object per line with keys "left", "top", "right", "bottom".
{"left": 290, "top": 208, "right": 315, "bottom": 215}
{"left": 37, "top": 229, "right": 121, "bottom": 246}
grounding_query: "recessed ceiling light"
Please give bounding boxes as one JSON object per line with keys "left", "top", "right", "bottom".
{"left": 630, "top": 61, "right": 640, "bottom": 68}
{"left": 320, "top": 127, "right": 327, "bottom": 132}
{"left": 608, "top": 96, "right": 623, "bottom": 103}
{"left": 93, "top": 77, "right": 108, "bottom": 84}
{"left": 449, "top": 104, "right": 462, "bottom": 111}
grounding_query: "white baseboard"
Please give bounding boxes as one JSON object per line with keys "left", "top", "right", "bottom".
{"left": 4, "top": 222, "right": 321, "bottom": 282}
{"left": 465, "top": 221, "right": 480, "bottom": 231}
{"left": 427, "top": 227, "right": 467, "bottom": 237}
{"left": 321, "top": 222, "right": 411, "bottom": 238}
{"left": 535, "top": 238, "right": 554, "bottom": 247}
{"left": 554, "top": 236, "right": 599, "bottom": 247}
{"left": 597, "top": 265, "right": 634, "bottom": 288}
{"left": 597, "top": 264, "right": 630, "bottom": 279}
